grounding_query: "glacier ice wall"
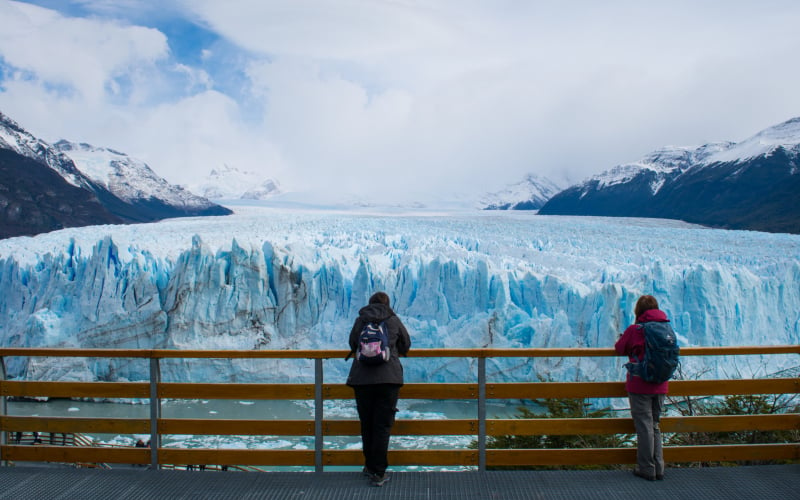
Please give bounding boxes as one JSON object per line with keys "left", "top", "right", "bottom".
{"left": 0, "top": 207, "right": 798, "bottom": 384}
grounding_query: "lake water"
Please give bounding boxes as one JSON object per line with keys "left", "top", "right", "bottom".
{"left": 7, "top": 397, "right": 527, "bottom": 471}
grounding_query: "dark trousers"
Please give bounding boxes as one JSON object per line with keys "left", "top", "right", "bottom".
{"left": 353, "top": 384, "right": 400, "bottom": 476}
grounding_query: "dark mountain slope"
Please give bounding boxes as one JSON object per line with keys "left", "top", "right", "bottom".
{"left": 654, "top": 147, "right": 800, "bottom": 233}
{"left": 540, "top": 117, "right": 800, "bottom": 234}
{"left": 0, "top": 149, "right": 122, "bottom": 238}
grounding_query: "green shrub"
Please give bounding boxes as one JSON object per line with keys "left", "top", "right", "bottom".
{"left": 666, "top": 393, "right": 799, "bottom": 466}
{"left": 472, "top": 398, "right": 633, "bottom": 470}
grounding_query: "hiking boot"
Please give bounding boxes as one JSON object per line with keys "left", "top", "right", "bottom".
{"left": 370, "top": 473, "right": 390, "bottom": 487}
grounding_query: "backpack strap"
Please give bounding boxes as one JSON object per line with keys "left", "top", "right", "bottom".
{"left": 634, "top": 323, "right": 647, "bottom": 363}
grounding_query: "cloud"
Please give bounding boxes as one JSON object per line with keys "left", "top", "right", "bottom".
{"left": 1, "top": 0, "right": 800, "bottom": 203}
{"left": 182, "top": 0, "right": 800, "bottom": 195}
{"left": 126, "top": 91, "right": 288, "bottom": 186}
{"left": 245, "top": 59, "right": 414, "bottom": 191}
{"left": 184, "top": 0, "right": 459, "bottom": 63}
{"left": 0, "top": 1, "right": 168, "bottom": 106}
{"left": 0, "top": 1, "right": 262, "bottom": 186}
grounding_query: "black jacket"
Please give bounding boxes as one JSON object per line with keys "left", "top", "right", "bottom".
{"left": 346, "top": 303, "right": 411, "bottom": 386}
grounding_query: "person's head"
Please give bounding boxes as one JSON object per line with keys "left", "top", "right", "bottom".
{"left": 634, "top": 294, "right": 659, "bottom": 318}
{"left": 369, "top": 291, "right": 390, "bottom": 306}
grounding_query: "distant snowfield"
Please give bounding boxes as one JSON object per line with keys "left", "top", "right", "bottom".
{"left": 0, "top": 203, "right": 798, "bottom": 384}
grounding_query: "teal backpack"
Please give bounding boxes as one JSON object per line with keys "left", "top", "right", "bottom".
{"left": 625, "top": 321, "right": 680, "bottom": 383}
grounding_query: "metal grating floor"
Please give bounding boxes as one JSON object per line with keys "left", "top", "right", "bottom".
{"left": 0, "top": 465, "right": 798, "bottom": 500}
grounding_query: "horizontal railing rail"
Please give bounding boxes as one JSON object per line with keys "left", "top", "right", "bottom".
{"left": 1, "top": 346, "right": 798, "bottom": 470}
{"left": 3, "top": 345, "right": 800, "bottom": 358}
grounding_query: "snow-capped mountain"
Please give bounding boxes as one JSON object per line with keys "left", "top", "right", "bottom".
{"left": 54, "top": 140, "right": 229, "bottom": 213}
{"left": 706, "top": 116, "right": 800, "bottom": 164}
{"left": 0, "top": 110, "right": 231, "bottom": 239}
{"left": 0, "top": 207, "right": 797, "bottom": 384}
{"left": 188, "top": 164, "right": 281, "bottom": 200}
{"left": 589, "top": 142, "right": 734, "bottom": 193}
{"left": 480, "top": 174, "right": 564, "bottom": 210}
{"left": 0, "top": 111, "right": 96, "bottom": 190}
{"left": 539, "top": 117, "right": 800, "bottom": 233}
{"left": 0, "top": 148, "right": 122, "bottom": 239}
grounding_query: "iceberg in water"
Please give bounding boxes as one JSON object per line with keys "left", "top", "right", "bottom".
{"left": 0, "top": 205, "right": 797, "bottom": 385}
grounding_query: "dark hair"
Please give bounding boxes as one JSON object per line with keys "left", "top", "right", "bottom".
{"left": 634, "top": 295, "right": 659, "bottom": 319}
{"left": 369, "top": 292, "right": 390, "bottom": 306}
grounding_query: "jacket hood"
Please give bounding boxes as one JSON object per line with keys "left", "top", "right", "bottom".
{"left": 358, "top": 303, "right": 395, "bottom": 323}
{"left": 637, "top": 308, "right": 669, "bottom": 323}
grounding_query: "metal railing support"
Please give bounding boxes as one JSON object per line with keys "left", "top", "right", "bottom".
{"left": 478, "top": 356, "right": 486, "bottom": 471}
{"left": 149, "top": 357, "right": 161, "bottom": 470}
{"left": 314, "top": 358, "right": 324, "bottom": 473}
{"left": 0, "top": 357, "right": 6, "bottom": 467}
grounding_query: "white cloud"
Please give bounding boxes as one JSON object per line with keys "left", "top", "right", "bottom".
{"left": 173, "top": 63, "right": 213, "bottom": 93}
{"left": 126, "top": 91, "right": 288, "bottom": 187}
{"left": 2, "top": 0, "right": 800, "bottom": 203}
{"left": 0, "top": 1, "right": 168, "bottom": 106}
{"left": 246, "top": 58, "right": 415, "bottom": 192}
{"left": 183, "top": 0, "right": 800, "bottom": 197}
{"left": 184, "top": 0, "right": 459, "bottom": 63}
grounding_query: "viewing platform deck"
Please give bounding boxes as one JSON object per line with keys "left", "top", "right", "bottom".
{"left": 2, "top": 346, "right": 798, "bottom": 498}
{"left": 1, "top": 464, "right": 798, "bottom": 500}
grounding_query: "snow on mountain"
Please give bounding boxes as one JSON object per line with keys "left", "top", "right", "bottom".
{"left": 480, "top": 174, "right": 564, "bottom": 210}
{"left": 188, "top": 164, "right": 282, "bottom": 200}
{"left": 581, "top": 116, "right": 800, "bottom": 194}
{"left": 706, "top": 116, "right": 800, "bottom": 164}
{"left": 588, "top": 142, "right": 734, "bottom": 194}
{"left": 54, "top": 140, "right": 221, "bottom": 211}
{"left": 540, "top": 117, "right": 800, "bottom": 233}
{"left": 0, "top": 111, "right": 94, "bottom": 189}
{"left": 0, "top": 148, "right": 124, "bottom": 239}
{"left": 0, "top": 206, "right": 797, "bottom": 385}
{"left": 0, "top": 110, "right": 231, "bottom": 234}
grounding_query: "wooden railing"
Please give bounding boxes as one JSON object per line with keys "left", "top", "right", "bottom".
{"left": 1, "top": 346, "right": 798, "bottom": 471}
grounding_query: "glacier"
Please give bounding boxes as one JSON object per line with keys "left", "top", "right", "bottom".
{"left": 0, "top": 204, "right": 798, "bottom": 386}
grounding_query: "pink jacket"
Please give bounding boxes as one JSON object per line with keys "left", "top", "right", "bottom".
{"left": 615, "top": 308, "right": 670, "bottom": 394}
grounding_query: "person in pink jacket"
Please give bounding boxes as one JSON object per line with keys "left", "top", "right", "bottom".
{"left": 615, "top": 294, "right": 669, "bottom": 481}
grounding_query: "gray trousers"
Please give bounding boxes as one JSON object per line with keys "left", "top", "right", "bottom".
{"left": 629, "top": 392, "right": 665, "bottom": 477}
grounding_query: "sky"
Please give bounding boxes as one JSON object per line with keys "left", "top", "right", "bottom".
{"left": 1, "top": 0, "right": 799, "bottom": 204}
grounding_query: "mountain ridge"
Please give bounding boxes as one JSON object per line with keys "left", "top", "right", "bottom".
{"left": 0, "top": 110, "right": 231, "bottom": 239}
{"left": 0, "top": 149, "right": 123, "bottom": 238}
{"left": 480, "top": 174, "right": 564, "bottom": 210}
{"left": 187, "top": 164, "right": 282, "bottom": 200}
{"left": 539, "top": 117, "right": 800, "bottom": 233}
{"left": 53, "top": 140, "right": 231, "bottom": 217}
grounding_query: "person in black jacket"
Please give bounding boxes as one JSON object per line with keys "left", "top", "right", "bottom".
{"left": 346, "top": 292, "right": 411, "bottom": 487}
